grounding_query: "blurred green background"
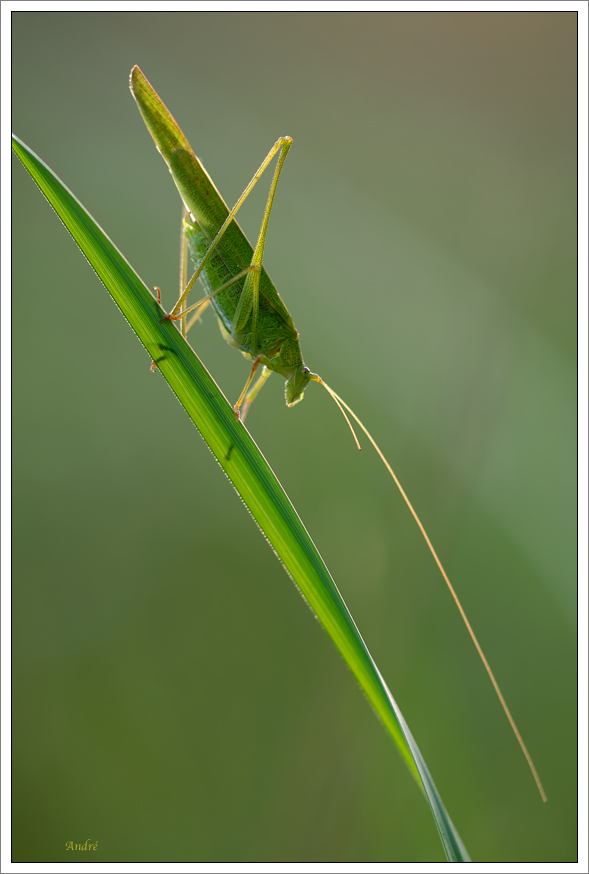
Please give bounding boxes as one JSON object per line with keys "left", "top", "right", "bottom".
{"left": 12, "top": 11, "right": 576, "bottom": 864}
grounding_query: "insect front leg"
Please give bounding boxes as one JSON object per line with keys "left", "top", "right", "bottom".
{"left": 233, "top": 356, "right": 264, "bottom": 419}
{"left": 240, "top": 366, "right": 273, "bottom": 422}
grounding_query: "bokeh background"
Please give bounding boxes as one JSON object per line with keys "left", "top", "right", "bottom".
{"left": 12, "top": 10, "right": 577, "bottom": 864}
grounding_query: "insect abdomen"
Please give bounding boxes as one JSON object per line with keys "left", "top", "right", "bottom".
{"left": 185, "top": 222, "right": 296, "bottom": 361}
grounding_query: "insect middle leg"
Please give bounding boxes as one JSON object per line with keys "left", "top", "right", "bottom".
{"left": 161, "top": 265, "right": 261, "bottom": 323}
{"left": 184, "top": 299, "right": 211, "bottom": 334}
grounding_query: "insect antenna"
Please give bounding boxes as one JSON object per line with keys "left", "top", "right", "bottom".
{"left": 311, "top": 374, "right": 547, "bottom": 803}
{"left": 311, "top": 375, "right": 361, "bottom": 450}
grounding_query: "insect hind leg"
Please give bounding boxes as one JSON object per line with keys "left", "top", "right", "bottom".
{"left": 169, "top": 137, "right": 292, "bottom": 321}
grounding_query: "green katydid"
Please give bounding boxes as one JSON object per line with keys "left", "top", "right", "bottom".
{"left": 130, "top": 65, "right": 546, "bottom": 802}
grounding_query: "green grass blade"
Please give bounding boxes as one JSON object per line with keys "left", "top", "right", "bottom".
{"left": 12, "top": 133, "right": 471, "bottom": 863}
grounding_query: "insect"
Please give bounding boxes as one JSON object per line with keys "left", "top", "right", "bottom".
{"left": 130, "top": 66, "right": 546, "bottom": 801}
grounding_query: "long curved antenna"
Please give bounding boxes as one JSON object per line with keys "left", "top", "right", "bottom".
{"left": 313, "top": 376, "right": 362, "bottom": 450}
{"left": 311, "top": 374, "right": 547, "bottom": 803}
